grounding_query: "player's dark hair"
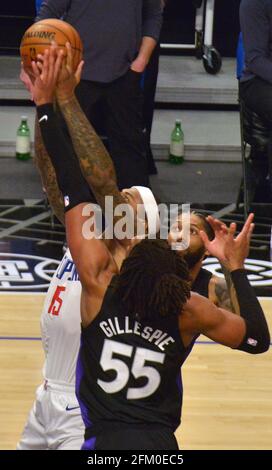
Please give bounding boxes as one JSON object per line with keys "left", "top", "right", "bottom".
{"left": 114, "top": 239, "right": 191, "bottom": 320}
{"left": 177, "top": 210, "right": 215, "bottom": 241}
{"left": 191, "top": 211, "right": 215, "bottom": 240}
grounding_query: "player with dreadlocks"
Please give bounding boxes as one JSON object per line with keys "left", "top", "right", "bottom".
{"left": 77, "top": 227, "right": 269, "bottom": 450}
{"left": 115, "top": 239, "right": 190, "bottom": 319}
{"left": 77, "top": 239, "right": 193, "bottom": 450}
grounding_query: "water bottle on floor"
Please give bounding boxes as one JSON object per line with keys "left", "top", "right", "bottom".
{"left": 169, "top": 119, "right": 184, "bottom": 164}
{"left": 16, "top": 116, "right": 31, "bottom": 161}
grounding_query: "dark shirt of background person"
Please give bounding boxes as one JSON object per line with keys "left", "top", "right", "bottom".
{"left": 240, "top": 0, "right": 272, "bottom": 84}
{"left": 36, "top": 0, "right": 162, "bottom": 83}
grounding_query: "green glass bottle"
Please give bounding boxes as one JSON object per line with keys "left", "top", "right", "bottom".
{"left": 169, "top": 119, "right": 184, "bottom": 164}
{"left": 16, "top": 116, "right": 31, "bottom": 161}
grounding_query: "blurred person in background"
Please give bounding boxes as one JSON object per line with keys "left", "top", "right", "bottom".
{"left": 240, "top": 0, "right": 272, "bottom": 201}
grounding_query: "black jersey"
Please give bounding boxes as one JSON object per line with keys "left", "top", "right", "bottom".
{"left": 177, "top": 268, "right": 213, "bottom": 369}
{"left": 192, "top": 268, "right": 213, "bottom": 297}
{"left": 76, "top": 277, "right": 197, "bottom": 435}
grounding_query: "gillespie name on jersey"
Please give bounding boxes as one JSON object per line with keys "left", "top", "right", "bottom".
{"left": 99, "top": 316, "right": 175, "bottom": 352}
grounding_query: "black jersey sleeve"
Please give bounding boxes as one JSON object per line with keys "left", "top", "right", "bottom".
{"left": 230, "top": 269, "right": 270, "bottom": 354}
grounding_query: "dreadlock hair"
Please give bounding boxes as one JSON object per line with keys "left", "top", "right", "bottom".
{"left": 114, "top": 238, "right": 191, "bottom": 321}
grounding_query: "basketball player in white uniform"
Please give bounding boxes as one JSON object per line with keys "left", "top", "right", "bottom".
{"left": 17, "top": 249, "right": 84, "bottom": 449}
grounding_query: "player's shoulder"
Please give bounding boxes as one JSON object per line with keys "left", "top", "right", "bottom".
{"left": 184, "top": 291, "right": 219, "bottom": 327}
{"left": 181, "top": 292, "right": 208, "bottom": 324}
{"left": 187, "top": 291, "right": 209, "bottom": 308}
{"left": 179, "top": 292, "right": 209, "bottom": 339}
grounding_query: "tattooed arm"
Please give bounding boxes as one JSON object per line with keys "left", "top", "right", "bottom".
{"left": 201, "top": 214, "right": 254, "bottom": 316}
{"left": 53, "top": 43, "right": 126, "bottom": 215}
{"left": 34, "top": 115, "right": 65, "bottom": 225}
{"left": 209, "top": 271, "right": 240, "bottom": 314}
{"left": 56, "top": 94, "right": 125, "bottom": 214}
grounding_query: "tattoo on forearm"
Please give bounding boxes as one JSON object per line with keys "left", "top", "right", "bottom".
{"left": 58, "top": 95, "right": 125, "bottom": 214}
{"left": 34, "top": 116, "right": 65, "bottom": 225}
{"left": 214, "top": 278, "right": 233, "bottom": 312}
{"left": 217, "top": 267, "right": 241, "bottom": 315}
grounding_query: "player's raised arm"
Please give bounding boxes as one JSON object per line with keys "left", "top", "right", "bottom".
{"left": 184, "top": 219, "right": 270, "bottom": 354}
{"left": 185, "top": 269, "right": 270, "bottom": 355}
{"left": 34, "top": 115, "right": 65, "bottom": 224}
{"left": 55, "top": 42, "right": 126, "bottom": 215}
{"left": 34, "top": 43, "right": 136, "bottom": 245}
{"left": 201, "top": 214, "right": 255, "bottom": 315}
{"left": 27, "top": 45, "right": 116, "bottom": 326}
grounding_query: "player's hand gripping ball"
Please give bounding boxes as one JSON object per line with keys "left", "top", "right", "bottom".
{"left": 20, "top": 19, "right": 83, "bottom": 72}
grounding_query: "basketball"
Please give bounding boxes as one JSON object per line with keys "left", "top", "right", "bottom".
{"left": 20, "top": 19, "right": 83, "bottom": 71}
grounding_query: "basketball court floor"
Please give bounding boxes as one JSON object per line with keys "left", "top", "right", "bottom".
{"left": 0, "top": 200, "right": 271, "bottom": 450}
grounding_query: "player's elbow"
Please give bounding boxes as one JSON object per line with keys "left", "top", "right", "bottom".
{"left": 254, "top": 333, "right": 271, "bottom": 354}
{"left": 246, "top": 341, "right": 270, "bottom": 355}
{"left": 259, "top": 343, "right": 270, "bottom": 354}
{"left": 236, "top": 329, "right": 271, "bottom": 354}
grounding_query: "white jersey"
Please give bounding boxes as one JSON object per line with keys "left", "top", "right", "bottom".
{"left": 17, "top": 250, "right": 84, "bottom": 450}
{"left": 41, "top": 249, "right": 82, "bottom": 384}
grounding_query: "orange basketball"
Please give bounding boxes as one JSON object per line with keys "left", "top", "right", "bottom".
{"left": 20, "top": 19, "right": 83, "bottom": 71}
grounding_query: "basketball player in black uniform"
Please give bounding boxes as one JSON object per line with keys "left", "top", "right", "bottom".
{"left": 75, "top": 211, "right": 269, "bottom": 451}
{"left": 30, "top": 46, "right": 270, "bottom": 450}
{"left": 75, "top": 231, "right": 269, "bottom": 451}
{"left": 169, "top": 211, "right": 240, "bottom": 314}
{"left": 166, "top": 211, "right": 243, "bottom": 418}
